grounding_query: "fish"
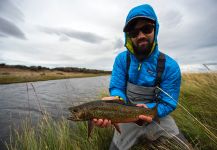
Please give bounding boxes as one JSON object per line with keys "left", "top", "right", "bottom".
{"left": 67, "top": 100, "right": 159, "bottom": 137}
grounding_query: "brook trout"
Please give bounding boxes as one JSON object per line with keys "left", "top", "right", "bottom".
{"left": 68, "top": 100, "right": 159, "bottom": 137}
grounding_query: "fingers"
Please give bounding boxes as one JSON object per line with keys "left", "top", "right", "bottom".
{"left": 139, "top": 115, "right": 152, "bottom": 123}
{"left": 93, "top": 118, "right": 111, "bottom": 128}
{"left": 93, "top": 118, "right": 103, "bottom": 126}
{"left": 136, "top": 104, "right": 147, "bottom": 108}
{"left": 102, "top": 119, "right": 111, "bottom": 127}
{"left": 101, "top": 96, "right": 119, "bottom": 100}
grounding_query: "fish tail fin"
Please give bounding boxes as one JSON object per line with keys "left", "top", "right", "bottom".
{"left": 88, "top": 120, "right": 94, "bottom": 138}
{"left": 153, "top": 103, "right": 160, "bottom": 124}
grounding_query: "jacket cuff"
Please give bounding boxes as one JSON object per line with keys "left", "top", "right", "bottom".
{"left": 110, "top": 89, "right": 127, "bottom": 102}
{"left": 146, "top": 103, "right": 156, "bottom": 109}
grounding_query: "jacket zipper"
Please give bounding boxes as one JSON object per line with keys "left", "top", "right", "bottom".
{"left": 136, "top": 63, "right": 142, "bottom": 83}
{"left": 138, "top": 63, "right": 142, "bottom": 71}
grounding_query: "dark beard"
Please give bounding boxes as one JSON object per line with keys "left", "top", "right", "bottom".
{"left": 133, "top": 39, "right": 153, "bottom": 61}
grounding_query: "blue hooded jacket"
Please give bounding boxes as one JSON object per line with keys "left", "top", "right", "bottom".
{"left": 109, "top": 4, "right": 181, "bottom": 118}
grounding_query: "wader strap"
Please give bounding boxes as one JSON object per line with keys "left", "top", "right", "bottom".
{"left": 154, "top": 52, "right": 165, "bottom": 87}
{"left": 126, "top": 51, "right": 131, "bottom": 82}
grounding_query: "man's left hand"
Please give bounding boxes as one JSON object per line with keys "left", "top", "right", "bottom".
{"left": 136, "top": 104, "right": 153, "bottom": 123}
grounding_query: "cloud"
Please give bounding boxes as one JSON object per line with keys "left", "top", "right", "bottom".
{"left": 39, "top": 26, "right": 106, "bottom": 44}
{"left": 0, "top": 0, "right": 216, "bottom": 71}
{"left": 59, "top": 35, "right": 70, "bottom": 42}
{"left": 0, "top": 0, "right": 24, "bottom": 22}
{"left": 113, "top": 38, "right": 124, "bottom": 50}
{"left": 0, "top": 17, "right": 26, "bottom": 39}
{"left": 160, "top": 10, "right": 183, "bottom": 28}
{"left": 0, "top": 33, "right": 7, "bottom": 37}
{"left": 158, "top": 0, "right": 217, "bottom": 65}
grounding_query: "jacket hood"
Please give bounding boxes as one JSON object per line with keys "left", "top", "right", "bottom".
{"left": 124, "top": 4, "right": 159, "bottom": 57}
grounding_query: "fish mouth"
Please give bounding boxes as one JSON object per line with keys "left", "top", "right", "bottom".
{"left": 67, "top": 115, "right": 82, "bottom": 121}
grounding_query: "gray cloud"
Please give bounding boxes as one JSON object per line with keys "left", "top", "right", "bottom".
{"left": 0, "top": 17, "right": 26, "bottom": 39}
{"left": 114, "top": 38, "right": 124, "bottom": 49}
{"left": 161, "top": 10, "right": 183, "bottom": 28}
{"left": 0, "top": 0, "right": 24, "bottom": 22}
{"left": 39, "top": 27, "right": 106, "bottom": 44}
{"left": 0, "top": 33, "right": 7, "bottom": 37}
{"left": 59, "top": 35, "right": 70, "bottom": 42}
{"left": 0, "top": 0, "right": 216, "bottom": 71}
{"left": 161, "top": 19, "right": 217, "bottom": 51}
{"left": 159, "top": 0, "right": 217, "bottom": 66}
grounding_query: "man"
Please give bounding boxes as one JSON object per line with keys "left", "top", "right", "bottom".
{"left": 93, "top": 4, "right": 190, "bottom": 150}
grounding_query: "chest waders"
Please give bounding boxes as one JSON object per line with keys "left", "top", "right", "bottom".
{"left": 110, "top": 52, "right": 180, "bottom": 150}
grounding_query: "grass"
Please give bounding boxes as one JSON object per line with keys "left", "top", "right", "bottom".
{"left": 6, "top": 115, "right": 113, "bottom": 150}
{"left": 171, "top": 73, "right": 217, "bottom": 150}
{"left": 5, "top": 72, "right": 217, "bottom": 150}
{"left": 0, "top": 68, "right": 108, "bottom": 84}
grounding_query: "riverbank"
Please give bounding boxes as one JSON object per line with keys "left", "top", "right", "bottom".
{"left": 0, "top": 67, "right": 110, "bottom": 84}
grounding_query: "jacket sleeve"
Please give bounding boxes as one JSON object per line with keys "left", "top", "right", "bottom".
{"left": 146, "top": 61, "right": 181, "bottom": 118}
{"left": 109, "top": 52, "right": 128, "bottom": 103}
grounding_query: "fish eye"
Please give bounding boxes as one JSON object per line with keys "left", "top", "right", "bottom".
{"left": 73, "top": 108, "right": 78, "bottom": 112}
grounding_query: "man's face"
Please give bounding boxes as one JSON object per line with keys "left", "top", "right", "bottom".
{"left": 128, "top": 19, "right": 155, "bottom": 58}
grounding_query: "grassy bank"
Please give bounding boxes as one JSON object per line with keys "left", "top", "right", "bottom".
{"left": 0, "top": 67, "right": 108, "bottom": 84}
{"left": 5, "top": 73, "right": 217, "bottom": 150}
{"left": 172, "top": 73, "right": 217, "bottom": 149}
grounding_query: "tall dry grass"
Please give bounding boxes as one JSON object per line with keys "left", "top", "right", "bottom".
{"left": 6, "top": 115, "right": 113, "bottom": 150}
{"left": 172, "top": 73, "right": 217, "bottom": 150}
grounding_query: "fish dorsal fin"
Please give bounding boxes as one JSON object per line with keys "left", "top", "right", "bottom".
{"left": 102, "top": 100, "right": 125, "bottom": 105}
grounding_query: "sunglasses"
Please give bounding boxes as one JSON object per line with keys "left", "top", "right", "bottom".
{"left": 127, "top": 24, "right": 155, "bottom": 38}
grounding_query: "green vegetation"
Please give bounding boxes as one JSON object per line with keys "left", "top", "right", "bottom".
{"left": 5, "top": 73, "right": 217, "bottom": 150}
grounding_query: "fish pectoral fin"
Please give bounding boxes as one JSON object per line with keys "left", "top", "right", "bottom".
{"left": 134, "top": 119, "right": 145, "bottom": 126}
{"left": 113, "top": 123, "right": 121, "bottom": 134}
{"left": 67, "top": 116, "right": 71, "bottom": 120}
{"left": 88, "top": 120, "right": 94, "bottom": 138}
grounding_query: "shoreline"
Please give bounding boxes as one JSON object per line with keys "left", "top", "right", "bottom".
{"left": 0, "top": 67, "right": 110, "bottom": 84}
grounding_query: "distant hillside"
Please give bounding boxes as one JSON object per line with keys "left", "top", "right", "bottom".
{"left": 0, "top": 63, "right": 111, "bottom": 74}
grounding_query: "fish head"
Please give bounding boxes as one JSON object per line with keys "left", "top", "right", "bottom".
{"left": 68, "top": 107, "right": 87, "bottom": 121}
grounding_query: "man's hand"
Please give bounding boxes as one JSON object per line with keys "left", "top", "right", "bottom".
{"left": 92, "top": 118, "right": 111, "bottom": 128}
{"left": 136, "top": 104, "right": 153, "bottom": 123}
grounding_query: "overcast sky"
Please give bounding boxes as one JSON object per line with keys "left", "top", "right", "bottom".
{"left": 0, "top": 0, "right": 216, "bottom": 71}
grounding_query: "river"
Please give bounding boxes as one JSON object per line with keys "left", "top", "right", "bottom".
{"left": 0, "top": 76, "right": 110, "bottom": 149}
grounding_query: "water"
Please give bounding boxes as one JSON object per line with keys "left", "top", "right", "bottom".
{"left": 0, "top": 76, "right": 110, "bottom": 148}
